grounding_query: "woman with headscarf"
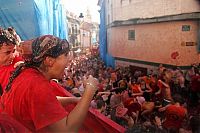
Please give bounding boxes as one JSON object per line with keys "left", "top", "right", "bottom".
{"left": 1, "top": 35, "right": 98, "bottom": 132}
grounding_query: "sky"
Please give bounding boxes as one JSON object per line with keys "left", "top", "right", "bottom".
{"left": 61, "top": 0, "right": 100, "bottom": 23}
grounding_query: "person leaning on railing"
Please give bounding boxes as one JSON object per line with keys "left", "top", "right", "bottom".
{"left": 1, "top": 35, "right": 98, "bottom": 132}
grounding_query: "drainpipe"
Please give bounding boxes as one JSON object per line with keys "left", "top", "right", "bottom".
{"left": 198, "top": 20, "right": 200, "bottom": 63}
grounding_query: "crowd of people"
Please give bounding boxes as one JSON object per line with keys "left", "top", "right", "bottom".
{"left": 59, "top": 54, "right": 200, "bottom": 133}
{"left": 0, "top": 26, "right": 200, "bottom": 133}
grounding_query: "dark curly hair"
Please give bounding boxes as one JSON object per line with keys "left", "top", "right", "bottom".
{"left": 0, "top": 27, "right": 17, "bottom": 46}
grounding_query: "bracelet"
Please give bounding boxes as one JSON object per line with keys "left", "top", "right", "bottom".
{"left": 86, "top": 83, "right": 96, "bottom": 88}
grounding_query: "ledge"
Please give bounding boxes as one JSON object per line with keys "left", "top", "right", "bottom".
{"left": 115, "top": 57, "right": 192, "bottom": 70}
{"left": 109, "top": 12, "right": 200, "bottom": 27}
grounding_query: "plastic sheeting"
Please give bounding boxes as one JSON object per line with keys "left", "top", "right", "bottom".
{"left": 0, "top": 0, "right": 67, "bottom": 40}
{"left": 34, "top": 0, "right": 67, "bottom": 39}
{"left": 99, "top": 0, "right": 115, "bottom": 68}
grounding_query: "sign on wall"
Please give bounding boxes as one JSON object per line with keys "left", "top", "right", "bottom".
{"left": 181, "top": 42, "right": 197, "bottom": 46}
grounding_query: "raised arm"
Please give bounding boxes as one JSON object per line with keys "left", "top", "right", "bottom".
{"left": 56, "top": 96, "right": 81, "bottom": 107}
{"left": 47, "top": 75, "right": 98, "bottom": 132}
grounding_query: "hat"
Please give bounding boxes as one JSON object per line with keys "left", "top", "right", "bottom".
{"left": 136, "top": 96, "right": 145, "bottom": 105}
{"left": 115, "top": 106, "right": 128, "bottom": 118}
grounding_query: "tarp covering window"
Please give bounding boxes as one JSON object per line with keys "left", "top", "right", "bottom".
{"left": 99, "top": 0, "right": 115, "bottom": 68}
{"left": 0, "top": 0, "right": 67, "bottom": 40}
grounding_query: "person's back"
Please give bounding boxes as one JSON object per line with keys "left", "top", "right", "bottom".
{"left": 157, "top": 79, "right": 173, "bottom": 103}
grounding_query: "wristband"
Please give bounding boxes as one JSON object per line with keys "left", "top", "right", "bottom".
{"left": 86, "top": 83, "right": 96, "bottom": 88}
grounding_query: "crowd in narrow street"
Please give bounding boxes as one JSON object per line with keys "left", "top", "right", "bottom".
{"left": 60, "top": 54, "right": 200, "bottom": 133}
{"left": 0, "top": 26, "right": 200, "bottom": 132}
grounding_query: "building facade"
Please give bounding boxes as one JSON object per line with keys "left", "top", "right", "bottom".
{"left": 66, "top": 11, "right": 81, "bottom": 49}
{"left": 66, "top": 10, "right": 99, "bottom": 51}
{"left": 79, "top": 9, "right": 100, "bottom": 50}
{"left": 100, "top": 0, "right": 200, "bottom": 70}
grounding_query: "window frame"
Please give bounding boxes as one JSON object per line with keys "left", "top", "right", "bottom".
{"left": 128, "top": 30, "right": 135, "bottom": 40}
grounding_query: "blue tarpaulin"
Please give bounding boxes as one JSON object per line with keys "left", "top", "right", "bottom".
{"left": 99, "top": 0, "right": 115, "bottom": 68}
{"left": 0, "top": 0, "right": 67, "bottom": 40}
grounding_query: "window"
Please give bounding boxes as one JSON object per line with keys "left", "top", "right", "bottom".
{"left": 182, "top": 25, "right": 190, "bottom": 31}
{"left": 68, "top": 28, "right": 71, "bottom": 34}
{"left": 128, "top": 30, "right": 135, "bottom": 40}
{"left": 75, "top": 25, "right": 78, "bottom": 34}
{"left": 72, "top": 26, "right": 74, "bottom": 34}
